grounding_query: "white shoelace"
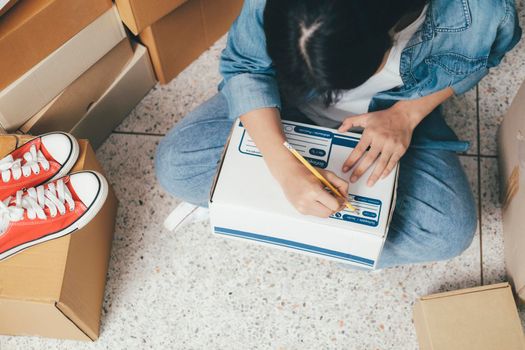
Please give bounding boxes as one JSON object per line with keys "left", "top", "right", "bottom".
{"left": 0, "top": 179, "right": 75, "bottom": 234}
{"left": 0, "top": 145, "right": 50, "bottom": 183}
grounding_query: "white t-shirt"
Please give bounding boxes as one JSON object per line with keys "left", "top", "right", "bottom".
{"left": 298, "top": 6, "right": 428, "bottom": 128}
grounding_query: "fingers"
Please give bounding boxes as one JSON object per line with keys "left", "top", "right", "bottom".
{"left": 368, "top": 152, "right": 392, "bottom": 186}
{"left": 350, "top": 145, "right": 381, "bottom": 183}
{"left": 380, "top": 152, "right": 402, "bottom": 179}
{"left": 323, "top": 171, "right": 349, "bottom": 198}
{"left": 315, "top": 187, "right": 343, "bottom": 212}
{"left": 342, "top": 134, "right": 372, "bottom": 172}
{"left": 338, "top": 114, "right": 369, "bottom": 132}
{"left": 294, "top": 181, "right": 341, "bottom": 218}
{"left": 295, "top": 191, "right": 337, "bottom": 218}
{"left": 309, "top": 201, "right": 336, "bottom": 218}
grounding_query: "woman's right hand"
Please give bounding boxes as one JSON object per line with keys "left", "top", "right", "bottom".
{"left": 239, "top": 107, "right": 348, "bottom": 218}
{"left": 274, "top": 161, "right": 348, "bottom": 218}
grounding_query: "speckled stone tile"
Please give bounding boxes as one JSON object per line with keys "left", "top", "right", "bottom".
{"left": 478, "top": 0, "right": 525, "bottom": 156}
{"left": 479, "top": 157, "right": 506, "bottom": 285}
{"left": 0, "top": 140, "right": 482, "bottom": 350}
{"left": 442, "top": 89, "right": 478, "bottom": 154}
{"left": 115, "top": 36, "right": 226, "bottom": 134}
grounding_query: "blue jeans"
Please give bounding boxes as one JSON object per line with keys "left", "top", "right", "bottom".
{"left": 156, "top": 93, "right": 477, "bottom": 269}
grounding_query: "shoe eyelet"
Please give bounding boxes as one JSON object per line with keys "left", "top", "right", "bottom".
{"left": 34, "top": 171, "right": 40, "bottom": 175}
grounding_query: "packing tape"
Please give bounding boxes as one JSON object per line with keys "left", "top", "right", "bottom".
{"left": 503, "top": 166, "right": 520, "bottom": 211}
{"left": 518, "top": 130, "right": 525, "bottom": 174}
{"left": 502, "top": 130, "right": 524, "bottom": 210}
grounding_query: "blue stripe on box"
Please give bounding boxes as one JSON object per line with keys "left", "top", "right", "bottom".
{"left": 214, "top": 226, "right": 374, "bottom": 267}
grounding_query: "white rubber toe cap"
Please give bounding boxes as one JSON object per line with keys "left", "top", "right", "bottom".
{"left": 41, "top": 133, "right": 76, "bottom": 165}
{"left": 69, "top": 172, "right": 105, "bottom": 207}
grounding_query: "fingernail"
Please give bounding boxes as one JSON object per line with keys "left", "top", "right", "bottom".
{"left": 350, "top": 176, "right": 357, "bottom": 183}
{"left": 367, "top": 180, "right": 374, "bottom": 187}
{"left": 343, "top": 166, "right": 349, "bottom": 172}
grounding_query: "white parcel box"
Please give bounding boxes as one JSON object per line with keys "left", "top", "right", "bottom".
{"left": 210, "top": 120, "right": 399, "bottom": 269}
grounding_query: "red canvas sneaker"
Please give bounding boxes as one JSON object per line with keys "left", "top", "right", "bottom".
{"left": 0, "top": 171, "right": 109, "bottom": 261}
{"left": 0, "top": 132, "right": 79, "bottom": 200}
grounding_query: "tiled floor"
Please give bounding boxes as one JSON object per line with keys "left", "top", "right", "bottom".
{"left": 2, "top": 6, "right": 525, "bottom": 348}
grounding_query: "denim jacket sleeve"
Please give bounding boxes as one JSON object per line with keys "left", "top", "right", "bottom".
{"left": 487, "top": 0, "right": 522, "bottom": 68}
{"left": 218, "top": 0, "right": 281, "bottom": 119}
{"left": 451, "top": 0, "right": 522, "bottom": 94}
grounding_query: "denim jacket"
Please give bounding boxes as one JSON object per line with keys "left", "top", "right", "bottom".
{"left": 218, "top": 0, "right": 522, "bottom": 152}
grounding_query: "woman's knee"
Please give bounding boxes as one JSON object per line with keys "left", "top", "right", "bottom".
{"left": 387, "top": 185, "right": 477, "bottom": 265}
{"left": 155, "top": 134, "right": 189, "bottom": 194}
{"left": 439, "top": 204, "right": 477, "bottom": 258}
{"left": 155, "top": 116, "right": 233, "bottom": 204}
{"left": 396, "top": 149, "right": 478, "bottom": 260}
{"left": 155, "top": 134, "right": 215, "bottom": 205}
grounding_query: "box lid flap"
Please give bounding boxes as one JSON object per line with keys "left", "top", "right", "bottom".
{"left": 417, "top": 283, "right": 525, "bottom": 350}
{"left": 419, "top": 282, "right": 510, "bottom": 300}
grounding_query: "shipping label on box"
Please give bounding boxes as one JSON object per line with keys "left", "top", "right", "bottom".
{"left": 210, "top": 120, "right": 398, "bottom": 269}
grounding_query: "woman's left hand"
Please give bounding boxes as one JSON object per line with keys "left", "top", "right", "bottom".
{"left": 338, "top": 104, "right": 417, "bottom": 187}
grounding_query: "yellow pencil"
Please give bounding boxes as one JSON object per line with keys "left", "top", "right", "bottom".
{"left": 283, "top": 141, "right": 356, "bottom": 212}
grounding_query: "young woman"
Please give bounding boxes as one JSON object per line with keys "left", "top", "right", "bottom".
{"left": 156, "top": 0, "right": 521, "bottom": 268}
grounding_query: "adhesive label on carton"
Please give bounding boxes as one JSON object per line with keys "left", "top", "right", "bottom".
{"left": 238, "top": 122, "right": 359, "bottom": 169}
{"left": 330, "top": 195, "right": 382, "bottom": 227}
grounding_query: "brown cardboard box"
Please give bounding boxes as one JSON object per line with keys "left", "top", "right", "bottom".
{"left": 0, "top": 0, "right": 112, "bottom": 90}
{"left": 19, "top": 39, "right": 134, "bottom": 135}
{"left": 115, "top": 0, "right": 187, "bottom": 35}
{"left": 20, "top": 43, "right": 155, "bottom": 149}
{"left": 140, "top": 0, "right": 243, "bottom": 84}
{"left": 0, "top": 6, "right": 127, "bottom": 131}
{"left": 201, "top": 0, "right": 243, "bottom": 45}
{"left": 498, "top": 80, "right": 525, "bottom": 304}
{"left": 413, "top": 283, "right": 525, "bottom": 350}
{"left": 0, "top": 136, "right": 118, "bottom": 341}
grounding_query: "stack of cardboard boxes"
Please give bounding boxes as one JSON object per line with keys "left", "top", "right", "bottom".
{"left": 0, "top": 135, "right": 118, "bottom": 341}
{"left": 0, "top": 0, "right": 244, "bottom": 148}
{"left": 0, "top": 0, "right": 130, "bottom": 340}
{"left": 0, "top": 0, "right": 244, "bottom": 342}
{"left": 0, "top": 0, "right": 157, "bottom": 148}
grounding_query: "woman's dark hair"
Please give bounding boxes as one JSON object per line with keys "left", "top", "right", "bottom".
{"left": 264, "top": 0, "right": 428, "bottom": 106}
